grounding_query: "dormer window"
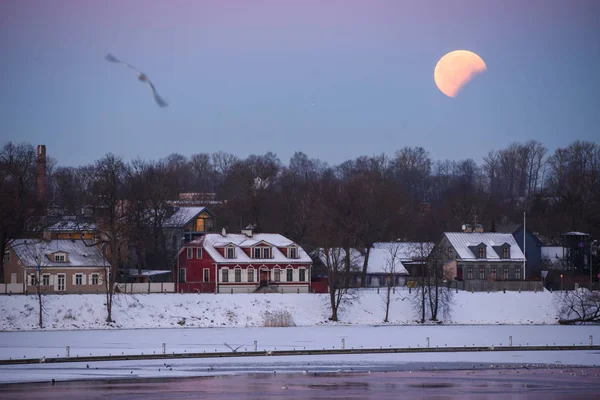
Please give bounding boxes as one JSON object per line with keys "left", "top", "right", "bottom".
{"left": 478, "top": 247, "right": 485, "bottom": 258}
{"left": 289, "top": 247, "right": 298, "bottom": 259}
{"left": 3, "top": 250, "right": 9, "bottom": 263}
{"left": 54, "top": 252, "right": 67, "bottom": 262}
{"left": 226, "top": 246, "right": 235, "bottom": 259}
{"left": 252, "top": 246, "right": 271, "bottom": 259}
{"left": 503, "top": 247, "right": 510, "bottom": 258}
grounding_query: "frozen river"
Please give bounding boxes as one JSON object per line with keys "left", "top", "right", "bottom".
{"left": 1, "top": 324, "right": 599, "bottom": 360}
{"left": 2, "top": 368, "right": 600, "bottom": 399}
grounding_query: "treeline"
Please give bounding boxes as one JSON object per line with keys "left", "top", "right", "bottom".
{"left": 1, "top": 140, "right": 599, "bottom": 275}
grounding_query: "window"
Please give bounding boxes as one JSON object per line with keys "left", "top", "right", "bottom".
{"left": 91, "top": 274, "right": 99, "bottom": 285}
{"left": 3, "top": 250, "right": 9, "bottom": 263}
{"left": 254, "top": 248, "right": 261, "bottom": 259}
{"left": 75, "top": 274, "right": 83, "bottom": 285}
{"left": 467, "top": 267, "right": 473, "bottom": 279}
{"left": 203, "top": 268, "right": 210, "bottom": 282}
{"left": 196, "top": 248, "right": 202, "bottom": 259}
{"left": 447, "top": 248, "right": 453, "bottom": 259}
{"left": 221, "top": 269, "right": 229, "bottom": 283}
{"left": 179, "top": 268, "right": 186, "bottom": 283}
{"left": 172, "top": 235, "right": 177, "bottom": 250}
{"left": 274, "top": 268, "right": 281, "bottom": 282}
{"left": 42, "top": 274, "right": 50, "bottom": 286}
{"left": 503, "top": 247, "right": 510, "bottom": 258}
{"left": 515, "top": 267, "right": 521, "bottom": 280}
{"left": 490, "top": 267, "right": 497, "bottom": 280}
{"left": 247, "top": 268, "right": 254, "bottom": 282}
{"left": 263, "top": 248, "right": 271, "bottom": 259}
{"left": 289, "top": 247, "right": 297, "bottom": 259}
{"left": 30, "top": 274, "right": 37, "bottom": 286}
{"left": 187, "top": 248, "right": 193, "bottom": 259}
{"left": 54, "top": 253, "right": 66, "bottom": 262}
{"left": 57, "top": 274, "right": 65, "bottom": 291}
{"left": 235, "top": 268, "right": 241, "bottom": 282}
{"left": 299, "top": 268, "right": 306, "bottom": 282}
{"left": 479, "top": 267, "right": 485, "bottom": 280}
{"left": 226, "top": 247, "right": 235, "bottom": 259}
{"left": 503, "top": 266, "right": 509, "bottom": 280}
{"left": 478, "top": 247, "right": 485, "bottom": 258}
{"left": 286, "top": 268, "right": 293, "bottom": 282}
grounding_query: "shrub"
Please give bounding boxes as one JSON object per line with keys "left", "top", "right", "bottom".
{"left": 263, "top": 310, "right": 295, "bottom": 327}
{"left": 63, "top": 310, "right": 76, "bottom": 320}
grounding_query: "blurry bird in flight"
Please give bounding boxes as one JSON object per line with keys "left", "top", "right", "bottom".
{"left": 105, "top": 53, "right": 168, "bottom": 108}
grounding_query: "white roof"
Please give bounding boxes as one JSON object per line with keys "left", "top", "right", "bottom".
{"left": 11, "top": 239, "right": 109, "bottom": 268}
{"left": 123, "top": 269, "right": 171, "bottom": 277}
{"left": 196, "top": 233, "right": 312, "bottom": 264}
{"left": 46, "top": 216, "right": 97, "bottom": 232}
{"left": 164, "top": 207, "right": 209, "bottom": 228}
{"left": 315, "top": 242, "right": 431, "bottom": 275}
{"left": 444, "top": 232, "right": 525, "bottom": 261}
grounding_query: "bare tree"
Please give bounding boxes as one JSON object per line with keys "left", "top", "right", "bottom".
{"left": 0, "top": 142, "right": 39, "bottom": 283}
{"left": 409, "top": 242, "right": 452, "bottom": 322}
{"left": 556, "top": 288, "right": 600, "bottom": 324}
{"left": 316, "top": 247, "right": 358, "bottom": 321}
{"left": 14, "top": 240, "right": 51, "bottom": 328}
{"left": 381, "top": 242, "right": 402, "bottom": 323}
{"left": 85, "top": 154, "right": 128, "bottom": 323}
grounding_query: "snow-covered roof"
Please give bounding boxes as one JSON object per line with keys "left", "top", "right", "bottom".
{"left": 10, "top": 239, "right": 109, "bottom": 268}
{"left": 192, "top": 233, "right": 311, "bottom": 264}
{"left": 163, "top": 207, "right": 211, "bottom": 228}
{"left": 358, "top": 247, "right": 409, "bottom": 275}
{"left": 561, "top": 231, "right": 589, "bottom": 236}
{"left": 45, "top": 216, "right": 97, "bottom": 232}
{"left": 315, "top": 242, "right": 431, "bottom": 275}
{"left": 444, "top": 232, "right": 525, "bottom": 261}
{"left": 122, "top": 269, "right": 171, "bottom": 277}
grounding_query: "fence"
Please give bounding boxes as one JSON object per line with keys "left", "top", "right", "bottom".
{"left": 455, "top": 280, "right": 544, "bottom": 292}
{"left": 115, "top": 282, "right": 175, "bottom": 294}
{"left": 0, "top": 284, "right": 24, "bottom": 294}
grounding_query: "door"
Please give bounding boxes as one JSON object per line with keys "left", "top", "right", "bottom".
{"left": 57, "top": 275, "right": 66, "bottom": 292}
{"left": 259, "top": 270, "right": 269, "bottom": 286}
{"left": 10, "top": 273, "right": 16, "bottom": 284}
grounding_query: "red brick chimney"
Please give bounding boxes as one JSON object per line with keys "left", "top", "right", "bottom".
{"left": 37, "top": 145, "right": 47, "bottom": 204}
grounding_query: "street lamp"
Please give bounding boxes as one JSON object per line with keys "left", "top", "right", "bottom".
{"left": 560, "top": 274, "right": 563, "bottom": 291}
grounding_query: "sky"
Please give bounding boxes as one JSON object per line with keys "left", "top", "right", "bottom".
{"left": 1, "top": 0, "right": 599, "bottom": 167}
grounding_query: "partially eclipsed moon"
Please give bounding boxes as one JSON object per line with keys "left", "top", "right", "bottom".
{"left": 434, "top": 50, "right": 486, "bottom": 98}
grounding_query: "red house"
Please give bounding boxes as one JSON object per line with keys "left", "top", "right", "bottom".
{"left": 175, "top": 227, "right": 313, "bottom": 294}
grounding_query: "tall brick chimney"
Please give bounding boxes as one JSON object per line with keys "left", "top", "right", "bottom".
{"left": 37, "top": 145, "right": 47, "bottom": 204}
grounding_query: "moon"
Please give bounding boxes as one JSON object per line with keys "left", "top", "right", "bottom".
{"left": 434, "top": 50, "right": 487, "bottom": 98}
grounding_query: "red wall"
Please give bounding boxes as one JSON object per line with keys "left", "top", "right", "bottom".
{"left": 176, "top": 248, "right": 216, "bottom": 293}
{"left": 176, "top": 246, "right": 312, "bottom": 293}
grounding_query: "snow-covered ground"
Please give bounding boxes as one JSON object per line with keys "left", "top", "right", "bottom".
{"left": 0, "top": 289, "right": 561, "bottom": 331}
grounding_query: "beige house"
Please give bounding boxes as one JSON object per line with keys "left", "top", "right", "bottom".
{"left": 3, "top": 239, "right": 110, "bottom": 294}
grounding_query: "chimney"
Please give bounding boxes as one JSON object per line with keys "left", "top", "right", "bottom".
{"left": 37, "top": 145, "right": 47, "bottom": 204}
{"left": 474, "top": 224, "right": 484, "bottom": 233}
{"left": 241, "top": 224, "right": 254, "bottom": 237}
{"left": 462, "top": 224, "right": 473, "bottom": 233}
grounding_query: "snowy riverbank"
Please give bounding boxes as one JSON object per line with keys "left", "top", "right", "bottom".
{"left": 0, "top": 289, "right": 560, "bottom": 331}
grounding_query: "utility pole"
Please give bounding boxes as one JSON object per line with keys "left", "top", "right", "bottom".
{"left": 523, "top": 212, "right": 526, "bottom": 280}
